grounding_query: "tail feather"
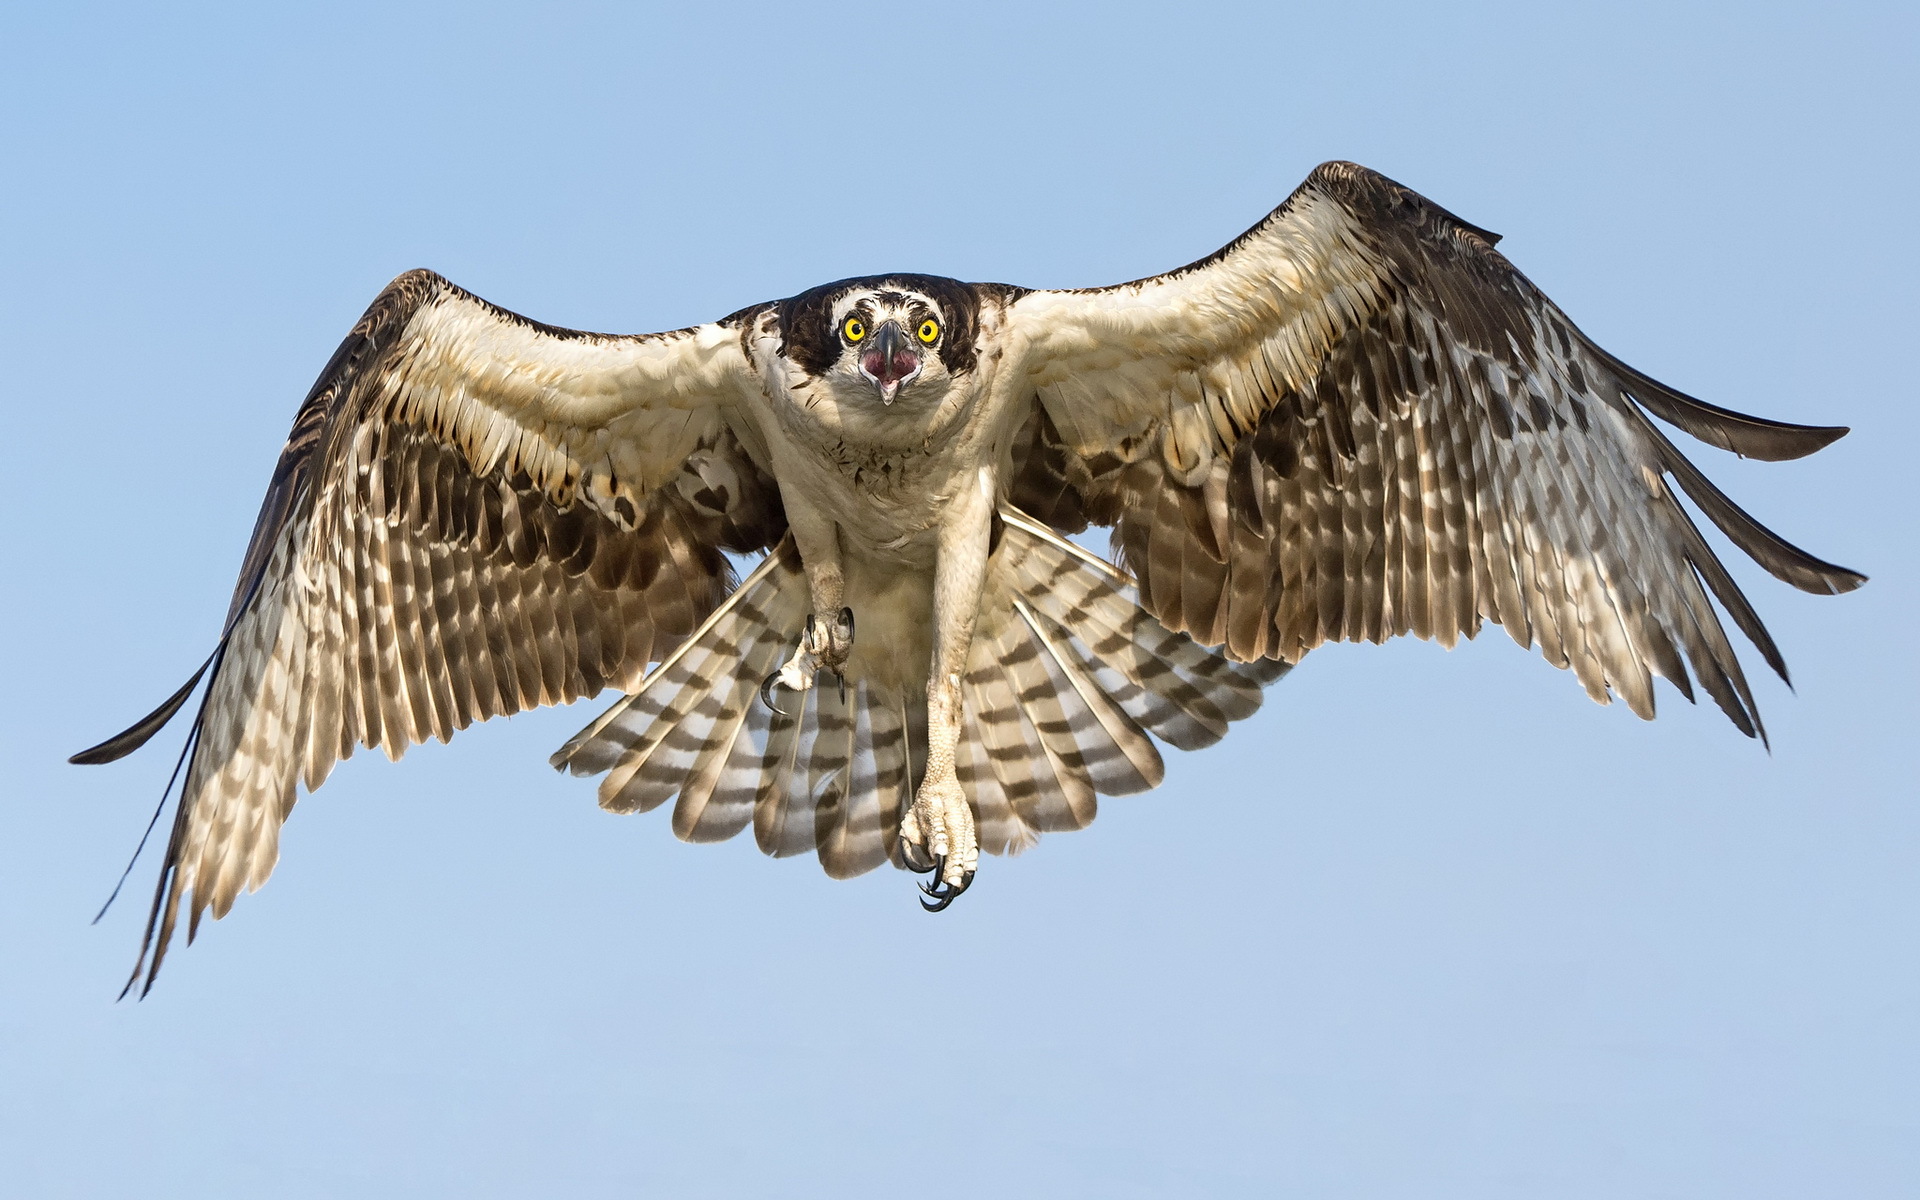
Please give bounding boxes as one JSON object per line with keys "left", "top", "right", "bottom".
{"left": 553, "top": 546, "right": 806, "bottom": 813}
{"left": 963, "top": 638, "right": 1083, "bottom": 836}
{"left": 669, "top": 623, "right": 788, "bottom": 842}
{"left": 1012, "top": 598, "right": 1163, "bottom": 795}
{"left": 956, "top": 692, "right": 1035, "bottom": 856}
{"left": 998, "top": 509, "right": 1286, "bottom": 748}
{"left": 803, "top": 684, "right": 855, "bottom": 866}
{"left": 551, "top": 510, "right": 1285, "bottom": 878}
{"left": 675, "top": 674, "right": 777, "bottom": 844}
{"left": 815, "top": 682, "right": 905, "bottom": 878}
{"left": 593, "top": 627, "right": 767, "bottom": 815}
{"left": 754, "top": 683, "right": 828, "bottom": 859}
{"left": 989, "top": 609, "right": 1101, "bottom": 806}
{"left": 857, "top": 688, "right": 912, "bottom": 871}
{"left": 1047, "top": 606, "right": 1236, "bottom": 749}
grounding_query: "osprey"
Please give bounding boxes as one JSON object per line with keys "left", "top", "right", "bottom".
{"left": 77, "top": 162, "right": 1863, "bottom": 993}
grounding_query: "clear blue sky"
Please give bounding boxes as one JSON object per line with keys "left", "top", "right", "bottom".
{"left": 3, "top": 2, "right": 1915, "bottom": 1196}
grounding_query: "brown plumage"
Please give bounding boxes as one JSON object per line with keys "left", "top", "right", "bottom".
{"left": 1011, "top": 163, "right": 1860, "bottom": 742}
{"left": 77, "top": 162, "right": 1862, "bottom": 992}
{"left": 551, "top": 516, "right": 1279, "bottom": 875}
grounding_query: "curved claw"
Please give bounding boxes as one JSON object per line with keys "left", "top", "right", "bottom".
{"left": 917, "top": 853, "right": 948, "bottom": 893}
{"left": 918, "top": 871, "right": 974, "bottom": 912}
{"left": 837, "top": 606, "right": 854, "bottom": 643}
{"left": 917, "top": 854, "right": 974, "bottom": 911}
{"left": 759, "top": 671, "right": 789, "bottom": 716}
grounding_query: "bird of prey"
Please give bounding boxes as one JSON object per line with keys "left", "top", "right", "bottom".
{"left": 75, "top": 161, "right": 1863, "bottom": 994}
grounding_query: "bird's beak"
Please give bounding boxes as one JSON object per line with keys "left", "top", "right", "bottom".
{"left": 857, "top": 321, "right": 922, "bottom": 404}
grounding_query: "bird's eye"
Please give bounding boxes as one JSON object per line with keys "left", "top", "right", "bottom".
{"left": 916, "top": 318, "right": 940, "bottom": 344}
{"left": 843, "top": 316, "right": 866, "bottom": 343}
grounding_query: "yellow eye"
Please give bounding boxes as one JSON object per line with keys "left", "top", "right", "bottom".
{"left": 843, "top": 316, "right": 866, "bottom": 343}
{"left": 916, "top": 318, "right": 940, "bottom": 344}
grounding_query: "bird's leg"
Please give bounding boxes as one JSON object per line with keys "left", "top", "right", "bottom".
{"left": 762, "top": 520, "right": 855, "bottom": 712}
{"left": 902, "top": 470, "right": 994, "bottom": 909}
{"left": 906, "top": 679, "right": 977, "bottom": 910}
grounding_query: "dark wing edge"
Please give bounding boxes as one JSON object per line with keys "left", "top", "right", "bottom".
{"left": 70, "top": 273, "right": 415, "bottom": 768}
{"left": 1005, "top": 160, "right": 1863, "bottom": 744}
{"left": 74, "top": 269, "right": 784, "bottom": 995}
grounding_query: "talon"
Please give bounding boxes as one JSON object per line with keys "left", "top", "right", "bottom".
{"left": 901, "top": 771, "right": 974, "bottom": 912}
{"left": 918, "top": 867, "right": 973, "bottom": 912}
{"left": 837, "top": 606, "right": 854, "bottom": 643}
{"left": 917, "top": 854, "right": 949, "bottom": 895}
{"left": 765, "top": 613, "right": 839, "bottom": 715}
{"left": 837, "top": 670, "right": 847, "bottom": 705}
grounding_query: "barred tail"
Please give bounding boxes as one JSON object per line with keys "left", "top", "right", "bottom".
{"left": 550, "top": 512, "right": 1286, "bottom": 877}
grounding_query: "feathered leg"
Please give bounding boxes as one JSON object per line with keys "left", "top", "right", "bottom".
{"left": 762, "top": 496, "right": 855, "bottom": 711}
{"left": 903, "top": 468, "right": 996, "bottom": 907}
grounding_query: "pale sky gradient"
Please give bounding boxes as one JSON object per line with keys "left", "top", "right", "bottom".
{"left": 3, "top": 2, "right": 1916, "bottom": 1196}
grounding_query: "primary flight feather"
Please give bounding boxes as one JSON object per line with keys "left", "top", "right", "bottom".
{"left": 76, "top": 161, "right": 1863, "bottom": 993}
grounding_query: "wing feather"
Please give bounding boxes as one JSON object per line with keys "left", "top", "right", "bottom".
{"left": 1004, "top": 161, "right": 1862, "bottom": 740}
{"left": 74, "top": 269, "right": 781, "bottom": 994}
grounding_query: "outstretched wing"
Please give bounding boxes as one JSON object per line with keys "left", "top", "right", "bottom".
{"left": 74, "top": 269, "right": 784, "bottom": 993}
{"left": 1003, "top": 161, "right": 1863, "bottom": 738}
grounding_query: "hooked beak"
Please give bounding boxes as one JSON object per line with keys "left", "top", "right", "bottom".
{"left": 857, "top": 321, "right": 922, "bottom": 404}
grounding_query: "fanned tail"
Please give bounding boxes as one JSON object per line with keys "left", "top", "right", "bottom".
{"left": 550, "top": 539, "right": 808, "bottom": 819}
{"left": 552, "top": 510, "right": 1286, "bottom": 877}
{"left": 967, "top": 510, "right": 1287, "bottom": 854}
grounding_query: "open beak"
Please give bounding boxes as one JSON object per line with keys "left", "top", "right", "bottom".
{"left": 857, "top": 320, "right": 922, "bottom": 404}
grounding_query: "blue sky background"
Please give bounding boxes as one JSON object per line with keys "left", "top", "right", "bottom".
{"left": 2, "top": 2, "right": 1915, "bottom": 1196}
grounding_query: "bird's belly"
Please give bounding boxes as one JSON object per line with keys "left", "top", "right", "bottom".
{"left": 780, "top": 450, "right": 964, "bottom": 694}
{"left": 839, "top": 554, "right": 936, "bottom": 696}
{"left": 786, "top": 447, "right": 957, "bottom": 567}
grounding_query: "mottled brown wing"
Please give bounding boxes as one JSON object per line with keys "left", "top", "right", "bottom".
{"left": 1004, "top": 161, "right": 1862, "bottom": 740}
{"left": 75, "top": 269, "right": 784, "bottom": 993}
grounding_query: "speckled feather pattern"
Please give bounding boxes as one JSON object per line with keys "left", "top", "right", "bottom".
{"left": 1006, "top": 162, "right": 1860, "bottom": 743}
{"left": 116, "top": 273, "right": 784, "bottom": 993}
{"left": 85, "top": 162, "right": 1860, "bottom": 991}
{"left": 551, "top": 516, "right": 1277, "bottom": 875}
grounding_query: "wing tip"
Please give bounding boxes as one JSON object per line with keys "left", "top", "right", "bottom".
{"left": 1718, "top": 420, "right": 1851, "bottom": 463}
{"left": 1797, "top": 422, "right": 1850, "bottom": 453}
{"left": 1723, "top": 419, "right": 1850, "bottom": 463}
{"left": 1607, "top": 355, "right": 1854, "bottom": 463}
{"left": 68, "top": 656, "right": 216, "bottom": 766}
{"left": 1820, "top": 564, "right": 1870, "bottom": 594}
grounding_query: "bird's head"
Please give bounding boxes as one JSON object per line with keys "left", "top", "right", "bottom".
{"left": 777, "top": 275, "right": 983, "bottom": 407}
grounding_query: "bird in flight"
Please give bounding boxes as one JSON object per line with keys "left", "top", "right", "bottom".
{"left": 76, "top": 161, "right": 1862, "bottom": 994}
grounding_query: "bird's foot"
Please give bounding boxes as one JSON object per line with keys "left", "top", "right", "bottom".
{"left": 761, "top": 608, "right": 854, "bottom": 713}
{"left": 901, "top": 774, "right": 976, "bottom": 911}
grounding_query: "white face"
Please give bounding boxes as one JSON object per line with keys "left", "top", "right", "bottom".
{"left": 824, "top": 288, "right": 955, "bottom": 406}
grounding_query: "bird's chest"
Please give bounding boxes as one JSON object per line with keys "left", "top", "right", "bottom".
{"left": 764, "top": 377, "right": 987, "bottom": 550}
